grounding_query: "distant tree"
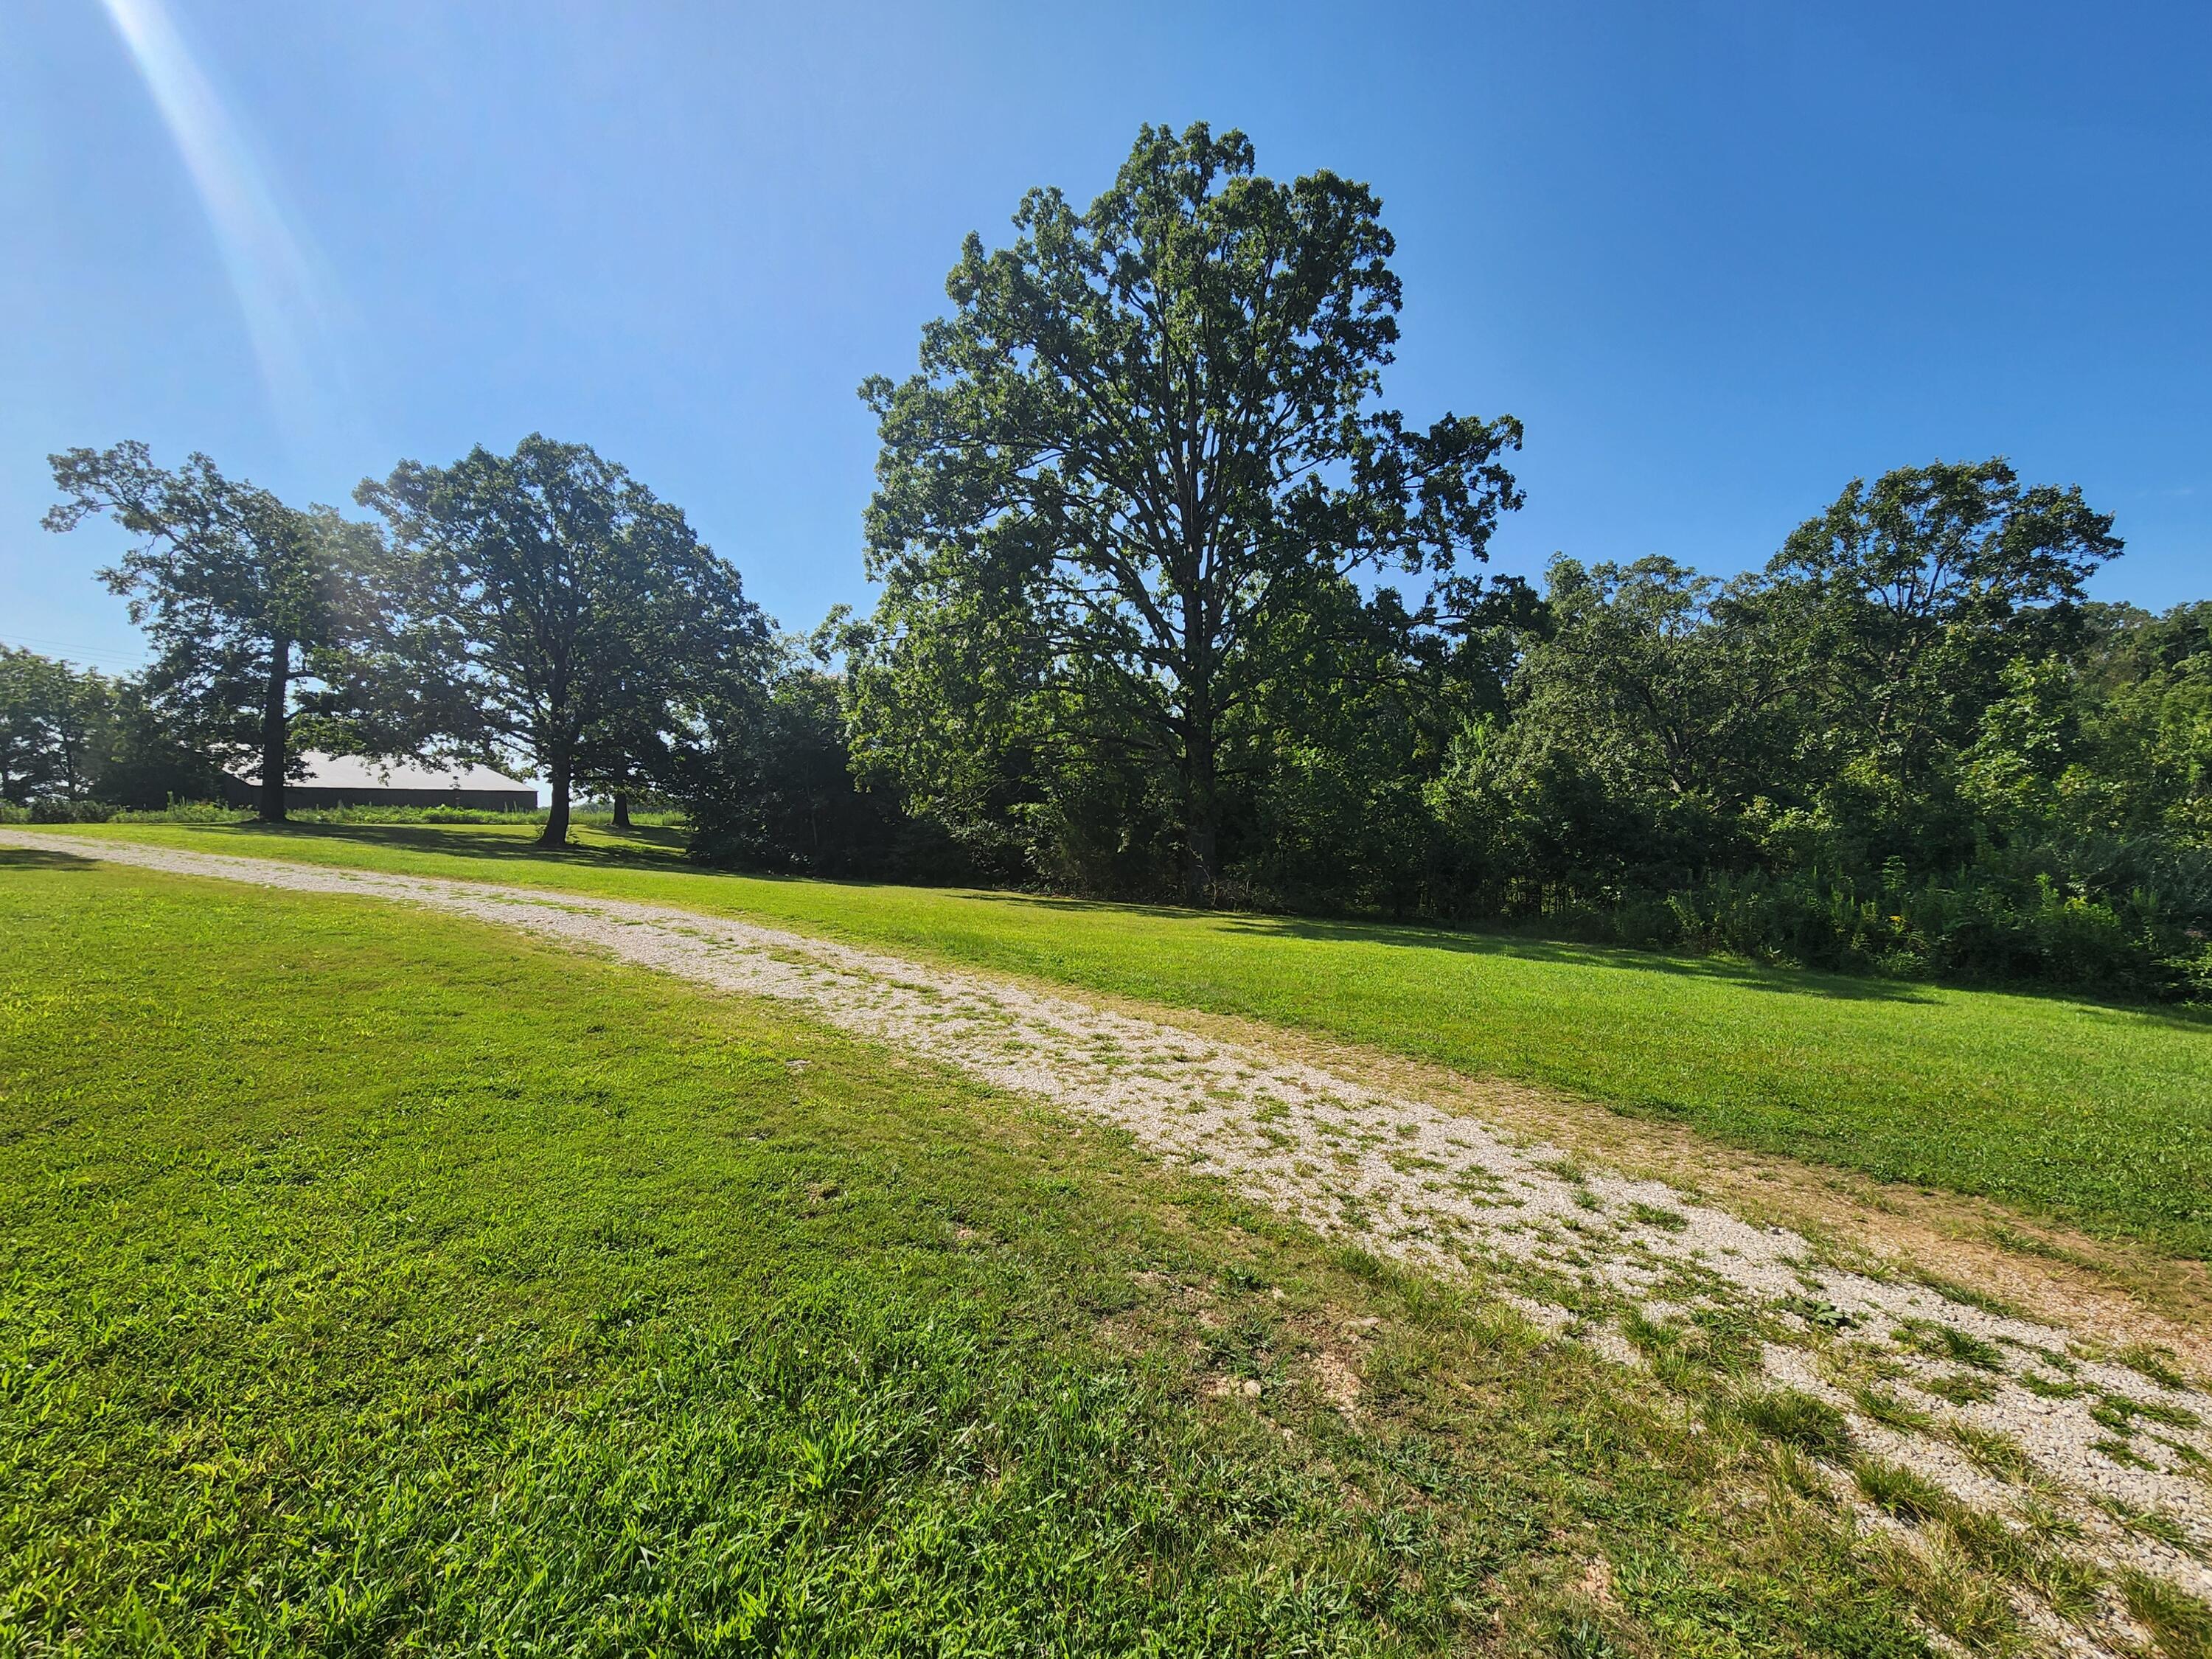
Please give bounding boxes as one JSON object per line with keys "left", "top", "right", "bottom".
{"left": 857, "top": 122, "right": 1522, "bottom": 901}
{"left": 0, "top": 648, "right": 59, "bottom": 802}
{"left": 44, "top": 443, "right": 392, "bottom": 821}
{"left": 94, "top": 678, "right": 232, "bottom": 810}
{"left": 358, "top": 435, "right": 770, "bottom": 846}
{"left": 1771, "top": 459, "right": 2121, "bottom": 768}
{"left": 29, "top": 655, "right": 117, "bottom": 801}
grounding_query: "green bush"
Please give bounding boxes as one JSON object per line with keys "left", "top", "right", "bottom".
{"left": 22, "top": 798, "right": 118, "bottom": 824}
{"left": 1539, "top": 858, "right": 2207, "bottom": 1001}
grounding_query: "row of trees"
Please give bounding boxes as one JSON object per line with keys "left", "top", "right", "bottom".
{"left": 18, "top": 122, "right": 2206, "bottom": 996}
{"left": 1, "top": 647, "right": 235, "bottom": 810}
{"left": 830, "top": 125, "right": 2211, "bottom": 995}
{"left": 34, "top": 437, "right": 771, "bottom": 845}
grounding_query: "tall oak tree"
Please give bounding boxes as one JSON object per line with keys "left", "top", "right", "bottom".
{"left": 855, "top": 123, "right": 1521, "bottom": 900}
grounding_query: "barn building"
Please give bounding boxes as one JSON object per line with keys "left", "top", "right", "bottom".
{"left": 219, "top": 751, "right": 539, "bottom": 811}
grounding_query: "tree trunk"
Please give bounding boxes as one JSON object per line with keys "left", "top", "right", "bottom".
{"left": 540, "top": 748, "right": 572, "bottom": 847}
{"left": 611, "top": 790, "right": 632, "bottom": 831}
{"left": 1184, "top": 811, "right": 1218, "bottom": 907}
{"left": 259, "top": 639, "right": 290, "bottom": 823}
{"left": 1182, "top": 720, "right": 1219, "bottom": 907}
{"left": 1178, "top": 574, "right": 1222, "bottom": 908}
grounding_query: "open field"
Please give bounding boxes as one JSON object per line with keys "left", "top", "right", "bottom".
{"left": 13, "top": 849, "right": 2212, "bottom": 1655}
{"left": 38, "top": 818, "right": 2212, "bottom": 1261}
{"left": 3, "top": 849, "right": 2139, "bottom": 1658}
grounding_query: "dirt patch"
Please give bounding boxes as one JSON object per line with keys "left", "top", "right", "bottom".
{"left": 1311, "top": 1349, "right": 1363, "bottom": 1419}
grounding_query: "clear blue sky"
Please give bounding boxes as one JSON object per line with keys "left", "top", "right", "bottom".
{"left": 4, "top": 0, "right": 2205, "bottom": 675}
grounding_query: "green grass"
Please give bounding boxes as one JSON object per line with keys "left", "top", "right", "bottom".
{"left": 0, "top": 852, "right": 2082, "bottom": 1655}
{"left": 38, "top": 818, "right": 2212, "bottom": 1259}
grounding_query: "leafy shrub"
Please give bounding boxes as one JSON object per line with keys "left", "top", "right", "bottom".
{"left": 109, "top": 800, "right": 249, "bottom": 824}
{"left": 24, "top": 798, "right": 118, "bottom": 824}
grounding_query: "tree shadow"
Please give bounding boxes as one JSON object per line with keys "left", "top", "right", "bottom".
{"left": 1220, "top": 913, "right": 1939, "bottom": 1004}
{"left": 958, "top": 890, "right": 2203, "bottom": 1017}
{"left": 171, "top": 820, "right": 696, "bottom": 869}
{"left": 944, "top": 887, "right": 1936, "bottom": 1002}
{"left": 2065, "top": 998, "right": 2212, "bottom": 1036}
{"left": 1219, "top": 913, "right": 2212, "bottom": 1026}
{"left": 0, "top": 848, "right": 99, "bottom": 871}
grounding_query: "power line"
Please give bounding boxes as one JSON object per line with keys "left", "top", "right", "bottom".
{"left": 0, "top": 633, "right": 150, "bottom": 673}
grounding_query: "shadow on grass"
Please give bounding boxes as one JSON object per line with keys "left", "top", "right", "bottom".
{"left": 961, "top": 889, "right": 2212, "bottom": 1027}
{"left": 1232, "top": 914, "right": 2212, "bottom": 1029}
{"left": 0, "top": 848, "right": 99, "bottom": 871}
{"left": 175, "top": 819, "right": 695, "bottom": 868}
{"left": 1229, "top": 913, "right": 1938, "bottom": 1004}
{"left": 956, "top": 886, "right": 1932, "bottom": 1004}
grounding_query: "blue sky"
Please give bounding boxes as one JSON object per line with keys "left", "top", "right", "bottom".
{"left": 4, "top": 0, "right": 2205, "bottom": 675}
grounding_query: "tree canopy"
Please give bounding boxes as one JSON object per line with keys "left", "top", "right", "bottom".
{"left": 44, "top": 443, "right": 392, "bottom": 821}
{"left": 854, "top": 122, "right": 1522, "bottom": 899}
{"left": 358, "top": 434, "right": 770, "bottom": 846}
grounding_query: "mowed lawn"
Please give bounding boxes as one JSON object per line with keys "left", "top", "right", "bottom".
{"left": 45, "top": 819, "right": 2212, "bottom": 1259}
{"left": 0, "top": 851, "right": 2030, "bottom": 1656}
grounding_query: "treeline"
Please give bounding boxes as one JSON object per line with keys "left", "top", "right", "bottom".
{"left": 15, "top": 122, "right": 2208, "bottom": 999}
{"left": 823, "top": 125, "right": 2212, "bottom": 998}
{"left": 29, "top": 437, "right": 776, "bottom": 846}
{"left": 824, "top": 465, "right": 2212, "bottom": 1001}
{"left": 0, "top": 649, "right": 228, "bottom": 812}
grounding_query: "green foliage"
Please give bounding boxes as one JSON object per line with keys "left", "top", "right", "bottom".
{"left": 808, "top": 142, "right": 2205, "bottom": 1004}
{"left": 0, "top": 646, "right": 115, "bottom": 803}
{"left": 0, "top": 649, "right": 236, "bottom": 812}
{"left": 1731, "top": 1389, "right": 1852, "bottom": 1459}
{"left": 1854, "top": 1460, "right": 1954, "bottom": 1523}
{"left": 358, "top": 434, "right": 771, "bottom": 846}
{"left": 675, "top": 614, "right": 975, "bottom": 881}
{"left": 44, "top": 443, "right": 400, "bottom": 821}
{"left": 851, "top": 122, "right": 1520, "bottom": 900}
{"left": 2118, "top": 1568, "right": 2212, "bottom": 1658}
{"left": 1401, "top": 466, "right": 2209, "bottom": 997}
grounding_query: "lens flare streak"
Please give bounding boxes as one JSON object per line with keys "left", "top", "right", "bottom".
{"left": 98, "top": 0, "right": 342, "bottom": 428}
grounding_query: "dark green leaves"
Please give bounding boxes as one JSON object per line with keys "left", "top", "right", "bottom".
{"left": 855, "top": 122, "right": 1520, "bottom": 897}
{"left": 357, "top": 435, "right": 771, "bottom": 844}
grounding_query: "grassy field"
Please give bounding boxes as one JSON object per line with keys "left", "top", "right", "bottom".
{"left": 3, "top": 849, "right": 2124, "bottom": 1655}
{"left": 39, "top": 818, "right": 2212, "bottom": 1260}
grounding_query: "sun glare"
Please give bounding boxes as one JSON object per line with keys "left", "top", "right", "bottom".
{"left": 97, "top": 0, "right": 341, "bottom": 430}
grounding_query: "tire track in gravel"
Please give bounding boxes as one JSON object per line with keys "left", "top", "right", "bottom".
{"left": 8, "top": 829, "right": 2208, "bottom": 1607}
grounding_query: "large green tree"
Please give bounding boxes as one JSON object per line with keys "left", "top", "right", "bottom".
{"left": 0, "top": 648, "right": 80, "bottom": 803}
{"left": 44, "top": 444, "right": 390, "bottom": 821}
{"left": 855, "top": 123, "right": 1522, "bottom": 900}
{"left": 1773, "top": 459, "right": 2121, "bottom": 766}
{"left": 358, "top": 435, "right": 768, "bottom": 846}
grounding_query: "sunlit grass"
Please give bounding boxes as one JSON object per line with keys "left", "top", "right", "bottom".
{"left": 42, "top": 818, "right": 2212, "bottom": 1259}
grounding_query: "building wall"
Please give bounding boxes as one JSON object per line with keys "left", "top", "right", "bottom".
{"left": 218, "top": 776, "right": 537, "bottom": 812}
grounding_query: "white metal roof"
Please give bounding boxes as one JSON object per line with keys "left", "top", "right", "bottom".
{"left": 242, "top": 751, "right": 538, "bottom": 800}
